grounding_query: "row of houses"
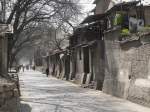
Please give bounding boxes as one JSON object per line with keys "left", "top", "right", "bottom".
{"left": 36, "top": 0, "right": 150, "bottom": 107}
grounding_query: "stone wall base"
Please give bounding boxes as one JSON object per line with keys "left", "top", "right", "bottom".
{"left": 0, "top": 81, "right": 19, "bottom": 112}
{"left": 0, "top": 97, "right": 19, "bottom": 112}
{"left": 127, "top": 79, "right": 150, "bottom": 107}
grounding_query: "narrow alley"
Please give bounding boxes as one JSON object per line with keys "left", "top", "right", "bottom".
{"left": 18, "top": 70, "right": 150, "bottom": 112}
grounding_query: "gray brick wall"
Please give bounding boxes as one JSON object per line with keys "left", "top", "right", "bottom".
{"left": 0, "top": 82, "right": 19, "bottom": 112}
{"left": 103, "top": 27, "right": 150, "bottom": 107}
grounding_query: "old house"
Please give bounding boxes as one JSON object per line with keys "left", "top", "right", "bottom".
{"left": 43, "top": 1, "right": 109, "bottom": 89}
{"left": 68, "top": 0, "right": 150, "bottom": 107}
{"left": 49, "top": 49, "right": 70, "bottom": 80}
{"left": 102, "top": 1, "right": 150, "bottom": 107}
{"left": 42, "top": 0, "right": 150, "bottom": 107}
{"left": 67, "top": 0, "right": 115, "bottom": 90}
{"left": 69, "top": 14, "right": 107, "bottom": 89}
{"left": 68, "top": 0, "right": 117, "bottom": 90}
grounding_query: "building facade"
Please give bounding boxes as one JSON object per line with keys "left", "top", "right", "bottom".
{"left": 103, "top": 26, "right": 150, "bottom": 107}
{"left": 69, "top": 22, "right": 106, "bottom": 89}
{"left": 101, "top": 1, "right": 150, "bottom": 107}
{"left": 41, "top": 0, "right": 150, "bottom": 107}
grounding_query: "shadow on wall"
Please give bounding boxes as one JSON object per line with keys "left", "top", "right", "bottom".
{"left": 103, "top": 28, "right": 126, "bottom": 98}
{"left": 103, "top": 43, "right": 118, "bottom": 96}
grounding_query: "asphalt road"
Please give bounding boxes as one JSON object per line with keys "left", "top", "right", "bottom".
{"left": 18, "top": 70, "right": 150, "bottom": 112}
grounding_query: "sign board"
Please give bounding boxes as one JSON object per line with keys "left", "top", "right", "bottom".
{"left": 0, "top": 24, "right": 13, "bottom": 34}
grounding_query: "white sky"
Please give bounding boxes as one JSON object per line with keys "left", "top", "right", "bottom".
{"left": 81, "top": 0, "right": 150, "bottom": 14}
{"left": 79, "top": 0, "right": 95, "bottom": 13}
{"left": 78, "top": 0, "right": 150, "bottom": 24}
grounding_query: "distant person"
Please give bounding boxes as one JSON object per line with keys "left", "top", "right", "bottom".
{"left": 16, "top": 65, "right": 21, "bottom": 72}
{"left": 26, "top": 65, "right": 29, "bottom": 70}
{"left": 33, "top": 66, "right": 35, "bottom": 70}
{"left": 46, "top": 68, "right": 49, "bottom": 77}
{"left": 19, "top": 65, "right": 21, "bottom": 71}
{"left": 23, "top": 66, "right": 25, "bottom": 72}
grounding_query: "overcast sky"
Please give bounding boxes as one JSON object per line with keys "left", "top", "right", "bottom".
{"left": 80, "top": 0, "right": 95, "bottom": 13}
{"left": 78, "top": 0, "right": 150, "bottom": 23}
{"left": 81, "top": 0, "right": 150, "bottom": 13}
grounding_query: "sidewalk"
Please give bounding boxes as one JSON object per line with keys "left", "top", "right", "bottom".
{"left": 18, "top": 70, "right": 150, "bottom": 112}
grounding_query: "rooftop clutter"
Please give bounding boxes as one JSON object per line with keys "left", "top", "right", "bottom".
{"left": 80, "top": 1, "right": 150, "bottom": 45}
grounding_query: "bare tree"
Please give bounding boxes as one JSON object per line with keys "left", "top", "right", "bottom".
{"left": 5, "top": 0, "right": 82, "bottom": 67}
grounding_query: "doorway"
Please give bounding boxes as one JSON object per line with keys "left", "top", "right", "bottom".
{"left": 83, "top": 46, "right": 90, "bottom": 84}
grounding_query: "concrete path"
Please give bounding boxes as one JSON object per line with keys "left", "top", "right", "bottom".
{"left": 18, "top": 70, "right": 150, "bottom": 112}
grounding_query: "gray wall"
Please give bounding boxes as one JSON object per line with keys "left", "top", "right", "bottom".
{"left": 103, "top": 27, "right": 150, "bottom": 107}
{"left": 0, "top": 36, "right": 8, "bottom": 76}
{"left": 95, "top": 0, "right": 115, "bottom": 14}
{"left": 0, "top": 38, "right": 2, "bottom": 74}
{"left": 75, "top": 48, "right": 84, "bottom": 84}
{"left": 144, "top": 7, "right": 150, "bottom": 26}
{"left": 90, "top": 41, "right": 105, "bottom": 90}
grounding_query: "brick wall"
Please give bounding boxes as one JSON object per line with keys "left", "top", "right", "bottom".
{"left": 144, "top": 6, "right": 150, "bottom": 26}
{"left": 0, "top": 81, "right": 19, "bottom": 112}
{"left": 103, "top": 27, "right": 150, "bottom": 107}
{"left": 127, "top": 44, "right": 150, "bottom": 107}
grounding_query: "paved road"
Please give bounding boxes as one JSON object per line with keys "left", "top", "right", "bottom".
{"left": 18, "top": 70, "right": 150, "bottom": 112}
